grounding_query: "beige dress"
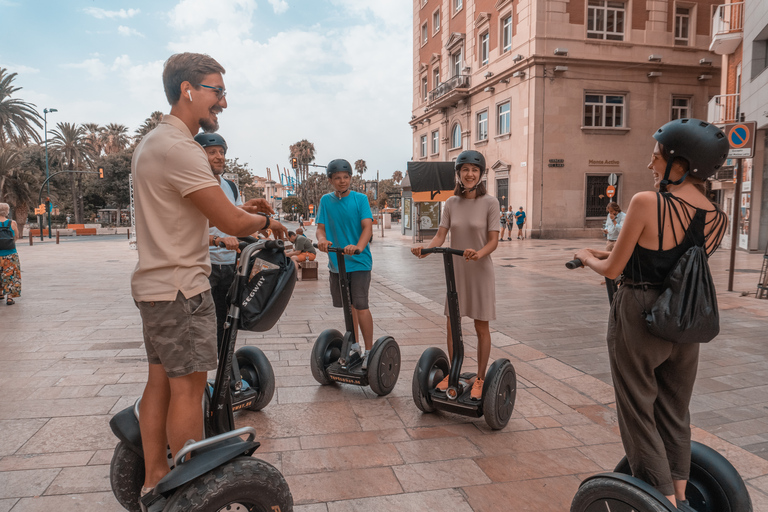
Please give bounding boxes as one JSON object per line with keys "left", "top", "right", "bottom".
{"left": 439, "top": 194, "right": 499, "bottom": 321}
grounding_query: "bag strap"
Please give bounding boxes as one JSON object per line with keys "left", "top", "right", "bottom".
{"left": 224, "top": 178, "right": 239, "bottom": 201}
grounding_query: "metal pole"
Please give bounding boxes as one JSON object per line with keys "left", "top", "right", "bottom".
{"left": 43, "top": 108, "right": 57, "bottom": 238}
{"left": 728, "top": 158, "right": 743, "bottom": 292}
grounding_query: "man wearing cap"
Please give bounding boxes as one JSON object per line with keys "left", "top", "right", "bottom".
{"left": 194, "top": 132, "right": 241, "bottom": 352}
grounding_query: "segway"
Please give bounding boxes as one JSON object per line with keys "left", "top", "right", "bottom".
{"left": 412, "top": 247, "right": 517, "bottom": 430}
{"left": 109, "top": 239, "right": 295, "bottom": 512}
{"left": 310, "top": 245, "right": 400, "bottom": 396}
{"left": 566, "top": 258, "right": 753, "bottom": 511}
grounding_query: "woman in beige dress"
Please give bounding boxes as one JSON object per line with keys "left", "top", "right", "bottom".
{"left": 412, "top": 150, "right": 499, "bottom": 400}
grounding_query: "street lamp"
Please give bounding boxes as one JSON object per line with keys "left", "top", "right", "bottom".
{"left": 43, "top": 108, "right": 58, "bottom": 239}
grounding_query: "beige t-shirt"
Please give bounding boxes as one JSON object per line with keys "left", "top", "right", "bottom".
{"left": 130, "top": 115, "right": 218, "bottom": 302}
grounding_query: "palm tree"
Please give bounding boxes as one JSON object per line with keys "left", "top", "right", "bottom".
{"left": 49, "top": 122, "right": 94, "bottom": 223}
{"left": 0, "top": 146, "right": 23, "bottom": 203}
{"left": 0, "top": 68, "right": 43, "bottom": 148}
{"left": 289, "top": 139, "right": 316, "bottom": 206}
{"left": 134, "top": 111, "right": 163, "bottom": 144}
{"left": 354, "top": 159, "right": 367, "bottom": 178}
{"left": 2, "top": 164, "right": 37, "bottom": 235}
{"left": 82, "top": 123, "right": 104, "bottom": 156}
{"left": 101, "top": 123, "right": 130, "bottom": 154}
{"left": 392, "top": 170, "right": 403, "bottom": 184}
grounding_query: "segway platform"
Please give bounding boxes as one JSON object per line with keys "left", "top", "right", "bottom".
{"left": 326, "top": 357, "right": 368, "bottom": 386}
{"left": 428, "top": 372, "right": 484, "bottom": 417}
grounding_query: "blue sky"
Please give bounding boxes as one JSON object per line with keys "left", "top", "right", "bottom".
{"left": 0, "top": 0, "right": 413, "bottom": 181}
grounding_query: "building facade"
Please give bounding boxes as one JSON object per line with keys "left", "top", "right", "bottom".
{"left": 411, "top": 0, "right": 723, "bottom": 238}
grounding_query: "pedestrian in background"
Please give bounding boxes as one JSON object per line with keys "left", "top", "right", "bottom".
{"left": 603, "top": 202, "right": 626, "bottom": 251}
{"left": 0, "top": 203, "right": 21, "bottom": 305}
{"left": 514, "top": 206, "right": 526, "bottom": 239}
{"left": 498, "top": 205, "right": 508, "bottom": 241}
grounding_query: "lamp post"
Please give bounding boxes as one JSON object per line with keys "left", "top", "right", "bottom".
{"left": 43, "top": 108, "right": 58, "bottom": 239}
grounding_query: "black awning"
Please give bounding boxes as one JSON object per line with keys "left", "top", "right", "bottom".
{"left": 406, "top": 161, "right": 455, "bottom": 199}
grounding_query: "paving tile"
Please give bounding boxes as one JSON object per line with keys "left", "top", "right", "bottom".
{"left": 237, "top": 402, "right": 362, "bottom": 438}
{"left": 0, "top": 499, "right": 17, "bottom": 512}
{"left": 327, "top": 488, "right": 473, "bottom": 511}
{"left": 392, "top": 459, "right": 491, "bottom": 492}
{"left": 394, "top": 436, "right": 482, "bottom": 464}
{"left": 462, "top": 475, "right": 581, "bottom": 512}
{"left": 0, "top": 468, "right": 60, "bottom": 499}
{"left": 475, "top": 447, "right": 602, "bottom": 482}
{"left": 282, "top": 443, "right": 403, "bottom": 476}
{"left": 8, "top": 492, "right": 126, "bottom": 512}
{"left": 299, "top": 431, "right": 380, "bottom": 450}
{"left": 0, "top": 419, "right": 48, "bottom": 456}
{"left": 469, "top": 428, "right": 583, "bottom": 457}
{"left": 45, "top": 464, "right": 111, "bottom": 495}
{"left": 350, "top": 399, "right": 405, "bottom": 431}
{"left": 0, "top": 397, "right": 118, "bottom": 420}
{"left": 18, "top": 416, "right": 116, "bottom": 454}
{"left": 277, "top": 385, "right": 368, "bottom": 404}
{"left": 0, "top": 451, "right": 94, "bottom": 471}
{"left": 576, "top": 442, "right": 627, "bottom": 471}
{"left": 286, "top": 467, "right": 402, "bottom": 504}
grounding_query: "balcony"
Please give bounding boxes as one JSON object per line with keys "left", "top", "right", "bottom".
{"left": 709, "top": 2, "right": 744, "bottom": 55}
{"left": 707, "top": 94, "right": 740, "bottom": 124}
{"left": 428, "top": 75, "right": 471, "bottom": 110}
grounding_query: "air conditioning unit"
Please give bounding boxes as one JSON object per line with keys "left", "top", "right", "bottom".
{"left": 512, "top": 54, "right": 524, "bottom": 62}
{"left": 648, "top": 54, "right": 663, "bottom": 62}
{"left": 698, "top": 74, "right": 713, "bottom": 81}
{"left": 553, "top": 66, "right": 568, "bottom": 72}
{"left": 647, "top": 71, "right": 662, "bottom": 77}
{"left": 484, "top": 71, "right": 493, "bottom": 78}
{"left": 483, "top": 86, "right": 495, "bottom": 93}
{"left": 699, "top": 58, "right": 713, "bottom": 66}
{"left": 512, "top": 71, "right": 525, "bottom": 78}
{"left": 554, "top": 48, "right": 568, "bottom": 56}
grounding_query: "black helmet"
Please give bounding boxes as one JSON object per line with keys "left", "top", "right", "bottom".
{"left": 194, "top": 132, "right": 227, "bottom": 153}
{"left": 455, "top": 150, "right": 486, "bottom": 175}
{"left": 652, "top": 119, "right": 729, "bottom": 182}
{"left": 326, "top": 159, "right": 352, "bottom": 178}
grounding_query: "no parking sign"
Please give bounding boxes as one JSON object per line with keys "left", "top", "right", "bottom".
{"left": 722, "top": 121, "right": 757, "bottom": 158}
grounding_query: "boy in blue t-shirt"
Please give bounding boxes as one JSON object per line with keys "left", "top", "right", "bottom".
{"left": 316, "top": 159, "right": 374, "bottom": 367}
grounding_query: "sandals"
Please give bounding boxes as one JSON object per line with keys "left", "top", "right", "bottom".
{"left": 6, "top": 298, "right": 14, "bottom": 305}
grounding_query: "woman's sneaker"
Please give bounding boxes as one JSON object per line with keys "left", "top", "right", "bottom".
{"left": 435, "top": 375, "right": 449, "bottom": 391}
{"left": 471, "top": 378, "right": 484, "bottom": 400}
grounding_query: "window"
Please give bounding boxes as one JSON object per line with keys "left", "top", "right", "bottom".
{"left": 451, "top": 50, "right": 463, "bottom": 77}
{"left": 454, "top": 0, "right": 463, "bottom": 14}
{"left": 431, "top": 130, "right": 439, "bottom": 154}
{"left": 480, "top": 32, "right": 489, "bottom": 66}
{"left": 433, "top": 10, "right": 440, "bottom": 33}
{"left": 587, "top": 0, "right": 625, "bottom": 41}
{"left": 497, "top": 102, "right": 510, "bottom": 135}
{"left": 671, "top": 96, "right": 690, "bottom": 120}
{"left": 584, "top": 94, "right": 625, "bottom": 128}
{"left": 420, "top": 135, "right": 427, "bottom": 157}
{"left": 433, "top": 67, "right": 440, "bottom": 88}
{"left": 422, "top": 77, "right": 428, "bottom": 101}
{"left": 451, "top": 123, "right": 462, "bottom": 149}
{"left": 502, "top": 15, "right": 512, "bottom": 52}
{"left": 586, "top": 175, "right": 620, "bottom": 217}
{"left": 674, "top": 6, "right": 690, "bottom": 46}
{"left": 477, "top": 111, "right": 488, "bottom": 141}
{"left": 421, "top": 23, "right": 428, "bottom": 46}
{"left": 751, "top": 37, "right": 768, "bottom": 77}
{"left": 497, "top": 178, "right": 508, "bottom": 209}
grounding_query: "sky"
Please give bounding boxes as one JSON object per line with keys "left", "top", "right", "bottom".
{"left": 0, "top": 0, "right": 413, "bottom": 182}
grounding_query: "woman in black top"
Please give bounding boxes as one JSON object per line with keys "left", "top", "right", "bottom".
{"left": 574, "top": 119, "right": 729, "bottom": 507}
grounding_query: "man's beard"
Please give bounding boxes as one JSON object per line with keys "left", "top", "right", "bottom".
{"left": 199, "top": 116, "right": 219, "bottom": 133}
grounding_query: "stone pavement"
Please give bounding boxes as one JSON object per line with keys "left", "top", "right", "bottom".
{"left": 1, "top": 228, "right": 767, "bottom": 511}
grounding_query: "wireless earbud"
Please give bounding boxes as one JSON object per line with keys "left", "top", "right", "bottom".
{"left": 187, "top": 90, "right": 192, "bottom": 101}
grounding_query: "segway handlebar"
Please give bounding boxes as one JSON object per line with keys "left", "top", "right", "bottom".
{"left": 313, "top": 243, "right": 360, "bottom": 255}
{"left": 217, "top": 236, "right": 283, "bottom": 251}
{"left": 421, "top": 247, "right": 466, "bottom": 257}
{"left": 565, "top": 258, "right": 583, "bottom": 269}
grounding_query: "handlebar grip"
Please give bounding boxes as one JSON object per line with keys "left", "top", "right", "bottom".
{"left": 565, "top": 259, "right": 583, "bottom": 269}
{"left": 420, "top": 247, "right": 466, "bottom": 256}
{"left": 313, "top": 243, "right": 359, "bottom": 255}
{"left": 265, "top": 239, "right": 284, "bottom": 250}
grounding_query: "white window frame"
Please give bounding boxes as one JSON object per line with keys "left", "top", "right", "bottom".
{"left": 587, "top": 0, "right": 626, "bottom": 41}
{"left": 674, "top": 4, "right": 692, "bottom": 46}
{"left": 433, "top": 67, "right": 440, "bottom": 89}
{"left": 671, "top": 96, "right": 691, "bottom": 120}
{"left": 431, "top": 130, "right": 440, "bottom": 154}
{"left": 421, "top": 22, "right": 428, "bottom": 46}
{"left": 454, "top": 0, "right": 463, "bottom": 16}
{"left": 501, "top": 14, "right": 513, "bottom": 53}
{"left": 497, "top": 102, "right": 510, "bottom": 135}
{"left": 451, "top": 123, "right": 462, "bottom": 149}
{"left": 477, "top": 110, "right": 488, "bottom": 141}
{"left": 451, "top": 49, "right": 463, "bottom": 77}
{"left": 433, "top": 9, "right": 441, "bottom": 34}
{"left": 422, "top": 77, "right": 428, "bottom": 101}
{"left": 584, "top": 93, "right": 626, "bottom": 128}
{"left": 480, "top": 32, "right": 490, "bottom": 66}
{"left": 420, "top": 135, "right": 427, "bottom": 157}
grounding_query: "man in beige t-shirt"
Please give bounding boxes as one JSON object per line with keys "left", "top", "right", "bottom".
{"left": 131, "top": 52, "right": 286, "bottom": 506}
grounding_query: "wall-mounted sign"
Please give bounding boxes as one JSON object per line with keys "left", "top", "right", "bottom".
{"left": 589, "top": 159, "right": 620, "bottom": 166}
{"left": 722, "top": 121, "right": 757, "bottom": 159}
{"left": 548, "top": 158, "right": 564, "bottom": 167}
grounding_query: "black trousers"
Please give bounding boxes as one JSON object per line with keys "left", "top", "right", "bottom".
{"left": 208, "top": 263, "right": 236, "bottom": 353}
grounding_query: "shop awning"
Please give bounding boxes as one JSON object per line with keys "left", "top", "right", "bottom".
{"left": 406, "top": 161, "right": 455, "bottom": 202}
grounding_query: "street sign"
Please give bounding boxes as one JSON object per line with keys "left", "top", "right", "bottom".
{"left": 308, "top": 204, "right": 314, "bottom": 212}
{"left": 608, "top": 173, "right": 618, "bottom": 186}
{"left": 722, "top": 121, "right": 756, "bottom": 159}
{"left": 606, "top": 185, "right": 616, "bottom": 198}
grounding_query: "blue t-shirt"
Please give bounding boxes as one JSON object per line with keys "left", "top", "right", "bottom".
{"left": 0, "top": 219, "right": 17, "bottom": 256}
{"left": 316, "top": 191, "right": 373, "bottom": 273}
{"left": 514, "top": 210, "right": 526, "bottom": 225}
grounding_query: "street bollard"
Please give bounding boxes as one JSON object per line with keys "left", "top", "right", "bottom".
{"left": 127, "top": 229, "right": 130, "bottom": 240}
{"left": 29, "top": 231, "right": 33, "bottom": 246}
{"left": 56, "top": 230, "right": 60, "bottom": 244}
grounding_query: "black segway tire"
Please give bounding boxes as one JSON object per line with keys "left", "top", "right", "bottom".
{"left": 110, "top": 441, "right": 144, "bottom": 512}
{"left": 482, "top": 359, "right": 517, "bottom": 430}
{"left": 368, "top": 336, "right": 401, "bottom": 396}
{"left": 163, "top": 457, "right": 293, "bottom": 512}
{"left": 571, "top": 476, "right": 670, "bottom": 511}
{"left": 411, "top": 347, "right": 449, "bottom": 413}
{"left": 614, "top": 442, "right": 753, "bottom": 512}
{"left": 236, "top": 345, "right": 275, "bottom": 411}
{"left": 311, "top": 329, "right": 344, "bottom": 385}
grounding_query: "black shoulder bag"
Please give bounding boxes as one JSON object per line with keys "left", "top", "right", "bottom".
{"left": 643, "top": 194, "right": 719, "bottom": 344}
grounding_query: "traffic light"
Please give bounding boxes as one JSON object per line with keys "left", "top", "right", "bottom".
{"left": 45, "top": 198, "right": 51, "bottom": 212}
{"left": 291, "top": 157, "right": 298, "bottom": 170}
{"left": 98, "top": 166, "right": 104, "bottom": 178}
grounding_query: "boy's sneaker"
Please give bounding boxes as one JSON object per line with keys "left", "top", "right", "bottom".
{"left": 470, "top": 378, "right": 484, "bottom": 400}
{"left": 361, "top": 351, "right": 369, "bottom": 370}
{"left": 140, "top": 487, "right": 167, "bottom": 512}
{"left": 435, "top": 375, "right": 449, "bottom": 391}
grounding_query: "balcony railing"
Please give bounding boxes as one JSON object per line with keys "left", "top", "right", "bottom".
{"left": 707, "top": 94, "right": 740, "bottom": 124}
{"left": 428, "top": 75, "right": 471, "bottom": 104}
{"left": 709, "top": 2, "right": 744, "bottom": 55}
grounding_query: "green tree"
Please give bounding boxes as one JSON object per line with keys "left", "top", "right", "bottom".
{"left": 392, "top": 170, "right": 403, "bottom": 184}
{"left": 0, "top": 68, "right": 42, "bottom": 148}
{"left": 101, "top": 123, "right": 130, "bottom": 154}
{"left": 303, "top": 171, "right": 332, "bottom": 209}
{"left": 87, "top": 147, "right": 133, "bottom": 225}
{"left": 49, "top": 122, "right": 95, "bottom": 223}
{"left": 281, "top": 196, "right": 304, "bottom": 219}
{"left": 376, "top": 179, "right": 401, "bottom": 209}
{"left": 0, "top": 146, "right": 40, "bottom": 235}
{"left": 225, "top": 158, "right": 263, "bottom": 201}
{"left": 354, "top": 159, "right": 367, "bottom": 179}
{"left": 134, "top": 111, "right": 163, "bottom": 144}
{"left": 82, "top": 123, "right": 104, "bottom": 156}
{"left": 288, "top": 139, "right": 316, "bottom": 207}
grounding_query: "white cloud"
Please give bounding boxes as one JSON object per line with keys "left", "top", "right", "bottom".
{"left": 60, "top": 58, "right": 109, "bottom": 80}
{"left": 118, "top": 25, "right": 145, "bottom": 37}
{"left": 267, "top": 0, "right": 288, "bottom": 14}
{"left": 330, "top": 0, "right": 411, "bottom": 28}
{"left": 84, "top": 8, "right": 140, "bottom": 19}
{"left": 3, "top": 63, "right": 40, "bottom": 75}
{"left": 168, "top": 0, "right": 256, "bottom": 36}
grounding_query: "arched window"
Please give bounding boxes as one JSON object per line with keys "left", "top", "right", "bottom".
{"left": 451, "top": 123, "right": 462, "bottom": 149}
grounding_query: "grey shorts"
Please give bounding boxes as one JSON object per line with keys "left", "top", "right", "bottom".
{"left": 135, "top": 290, "right": 217, "bottom": 378}
{"left": 329, "top": 271, "right": 371, "bottom": 310}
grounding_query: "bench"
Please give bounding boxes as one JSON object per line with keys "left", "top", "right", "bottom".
{"left": 75, "top": 228, "right": 97, "bottom": 236}
{"left": 29, "top": 229, "right": 50, "bottom": 236}
{"left": 299, "top": 260, "right": 318, "bottom": 281}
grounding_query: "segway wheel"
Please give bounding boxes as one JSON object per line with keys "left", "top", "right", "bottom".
{"left": 163, "top": 457, "right": 293, "bottom": 512}
{"left": 571, "top": 476, "right": 669, "bottom": 512}
{"left": 368, "top": 336, "right": 400, "bottom": 396}
{"left": 236, "top": 345, "right": 275, "bottom": 411}
{"left": 110, "top": 441, "right": 144, "bottom": 512}
{"left": 311, "top": 329, "right": 343, "bottom": 385}
{"left": 482, "top": 359, "right": 517, "bottom": 430}
{"left": 411, "top": 347, "right": 449, "bottom": 413}
{"left": 614, "top": 441, "right": 753, "bottom": 512}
